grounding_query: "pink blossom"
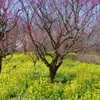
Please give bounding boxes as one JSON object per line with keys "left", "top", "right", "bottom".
{"left": 22, "top": 24, "right": 28, "bottom": 29}
{"left": 64, "top": 0, "right": 68, "bottom": 5}
{"left": 1, "top": 0, "right": 5, "bottom": 6}
{"left": 2, "top": 8, "right": 6, "bottom": 13}
{"left": 8, "top": 0, "right": 12, "bottom": 4}
{"left": 92, "top": 0, "right": 96, "bottom": 5}
{"left": 96, "top": 14, "right": 100, "bottom": 17}
{"left": 26, "top": 29, "right": 31, "bottom": 33}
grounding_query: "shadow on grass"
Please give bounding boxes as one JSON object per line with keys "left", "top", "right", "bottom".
{"left": 55, "top": 73, "right": 76, "bottom": 83}
{"left": 55, "top": 79, "right": 69, "bottom": 83}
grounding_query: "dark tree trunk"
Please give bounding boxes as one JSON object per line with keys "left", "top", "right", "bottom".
{"left": 40, "top": 52, "right": 63, "bottom": 83}
{"left": 49, "top": 66, "right": 59, "bottom": 83}
{"left": 0, "top": 56, "right": 2, "bottom": 73}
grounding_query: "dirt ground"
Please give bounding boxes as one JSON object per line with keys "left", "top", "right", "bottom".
{"left": 73, "top": 53, "right": 100, "bottom": 64}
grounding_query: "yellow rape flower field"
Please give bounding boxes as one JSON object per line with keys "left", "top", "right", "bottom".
{"left": 0, "top": 53, "right": 100, "bottom": 100}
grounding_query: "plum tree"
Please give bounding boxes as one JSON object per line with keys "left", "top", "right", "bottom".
{"left": 0, "top": 0, "right": 21, "bottom": 72}
{"left": 19, "top": 0, "right": 100, "bottom": 82}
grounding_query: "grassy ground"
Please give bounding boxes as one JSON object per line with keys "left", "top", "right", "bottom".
{"left": 0, "top": 53, "right": 100, "bottom": 100}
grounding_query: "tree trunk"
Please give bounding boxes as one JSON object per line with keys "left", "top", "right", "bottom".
{"left": 49, "top": 66, "right": 58, "bottom": 83}
{"left": 0, "top": 56, "right": 2, "bottom": 73}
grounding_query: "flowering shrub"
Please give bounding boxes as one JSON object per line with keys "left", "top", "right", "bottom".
{"left": 0, "top": 53, "right": 100, "bottom": 100}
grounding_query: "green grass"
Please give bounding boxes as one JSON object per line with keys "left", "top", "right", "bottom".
{"left": 0, "top": 53, "right": 100, "bottom": 100}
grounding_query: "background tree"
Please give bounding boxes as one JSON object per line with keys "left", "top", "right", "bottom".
{"left": 19, "top": 0, "right": 100, "bottom": 82}
{"left": 0, "top": 0, "right": 21, "bottom": 72}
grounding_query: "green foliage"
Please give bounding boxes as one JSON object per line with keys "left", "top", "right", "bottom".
{"left": 0, "top": 53, "right": 100, "bottom": 100}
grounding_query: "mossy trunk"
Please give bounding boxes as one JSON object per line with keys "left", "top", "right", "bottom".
{"left": 0, "top": 56, "right": 2, "bottom": 73}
